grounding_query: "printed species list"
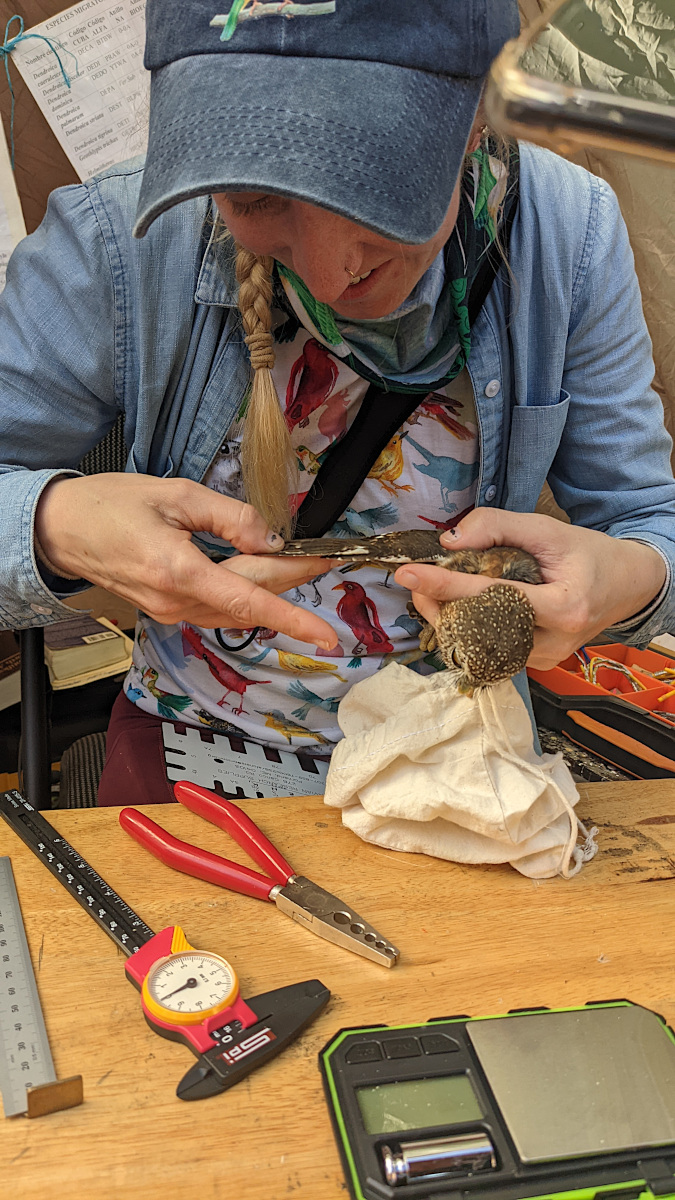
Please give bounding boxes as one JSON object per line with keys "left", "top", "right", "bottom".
{"left": 10, "top": 0, "right": 149, "bottom": 181}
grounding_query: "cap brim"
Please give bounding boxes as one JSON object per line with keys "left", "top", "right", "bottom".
{"left": 134, "top": 53, "right": 482, "bottom": 242}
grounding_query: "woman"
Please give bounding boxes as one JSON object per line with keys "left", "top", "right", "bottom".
{"left": 1, "top": 0, "right": 674, "bottom": 804}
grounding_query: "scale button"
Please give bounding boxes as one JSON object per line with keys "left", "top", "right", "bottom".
{"left": 383, "top": 1037, "right": 422, "bottom": 1060}
{"left": 420, "top": 1033, "right": 461, "bottom": 1055}
{"left": 345, "top": 1042, "right": 383, "bottom": 1064}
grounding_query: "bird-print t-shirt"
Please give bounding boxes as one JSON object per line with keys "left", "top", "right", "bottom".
{"left": 124, "top": 348, "right": 480, "bottom": 749}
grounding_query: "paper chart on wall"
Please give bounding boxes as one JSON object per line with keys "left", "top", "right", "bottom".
{"left": 9, "top": 0, "right": 149, "bottom": 182}
{"left": 0, "top": 122, "right": 27, "bottom": 292}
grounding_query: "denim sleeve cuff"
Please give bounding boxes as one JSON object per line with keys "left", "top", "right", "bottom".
{"left": 0, "top": 468, "right": 91, "bottom": 629}
{"left": 35, "top": 561, "right": 92, "bottom": 599}
{"left": 604, "top": 537, "right": 673, "bottom": 644}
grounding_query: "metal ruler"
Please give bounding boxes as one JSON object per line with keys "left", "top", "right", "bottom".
{"left": 0, "top": 857, "right": 57, "bottom": 1116}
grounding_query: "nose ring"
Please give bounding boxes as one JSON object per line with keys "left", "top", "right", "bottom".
{"left": 346, "top": 267, "right": 357, "bottom": 278}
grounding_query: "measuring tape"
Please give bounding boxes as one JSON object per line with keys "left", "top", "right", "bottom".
{"left": 0, "top": 790, "right": 329, "bottom": 1102}
{"left": 0, "top": 857, "right": 82, "bottom": 1118}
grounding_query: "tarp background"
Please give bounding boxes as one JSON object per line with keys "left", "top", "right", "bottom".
{"left": 0, "top": 0, "right": 673, "bottom": 471}
{"left": 521, "top": 0, "right": 675, "bottom": 104}
{"left": 519, "top": 0, "right": 675, "bottom": 492}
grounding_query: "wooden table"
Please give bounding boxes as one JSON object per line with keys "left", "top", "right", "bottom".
{"left": 2, "top": 782, "right": 675, "bottom": 1199}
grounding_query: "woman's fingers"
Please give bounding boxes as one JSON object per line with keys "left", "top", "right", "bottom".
{"left": 438, "top": 507, "right": 560, "bottom": 565}
{"left": 33, "top": 473, "right": 339, "bottom": 647}
{"left": 223, "top": 553, "right": 335, "bottom": 593}
{"left": 396, "top": 563, "right": 499, "bottom": 601}
{"left": 193, "top": 555, "right": 338, "bottom": 645}
{"left": 399, "top": 511, "right": 666, "bottom": 673}
{"left": 396, "top": 563, "right": 500, "bottom": 628}
{"left": 150, "top": 478, "right": 285, "bottom": 553}
{"left": 33, "top": 475, "right": 255, "bottom": 581}
{"left": 403, "top": 568, "right": 587, "bottom": 670}
{"left": 399, "top": 563, "right": 577, "bottom": 634}
{"left": 127, "top": 541, "right": 336, "bottom": 644}
{"left": 528, "top": 628, "right": 577, "bottom": 671}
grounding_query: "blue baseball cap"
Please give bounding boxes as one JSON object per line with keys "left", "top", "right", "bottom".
{"left": 134, "top": 0, "right": 520, "bottom": 242}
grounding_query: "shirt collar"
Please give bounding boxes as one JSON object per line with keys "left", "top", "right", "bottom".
{"left": 194, "top": 216, "right": 239, "bottom": 307}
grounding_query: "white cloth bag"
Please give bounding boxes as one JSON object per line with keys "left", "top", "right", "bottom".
{"left": 324, "top": 663, "right": 597, "bottom": 879}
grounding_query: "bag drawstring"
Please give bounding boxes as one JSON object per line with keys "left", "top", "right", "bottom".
{"left": 564, "top": 820, "right": 599, "bottom": 878}
{"left": 483, "top": 685, "right": 599, "bottom": 878}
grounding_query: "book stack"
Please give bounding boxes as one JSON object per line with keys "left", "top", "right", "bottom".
{"left": 0, "top": 631, "right": 21, "bottom": 712}
{"left": 44, "top": 615, "right": 133, "bottom": 690}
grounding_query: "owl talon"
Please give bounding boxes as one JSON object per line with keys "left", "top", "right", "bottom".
{"left": 419, "top": 621, "right": 437, "bottom": 654}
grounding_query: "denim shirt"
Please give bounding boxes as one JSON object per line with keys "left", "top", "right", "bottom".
{"left": 1, "top": 143, "right": 674, "bottom": 642}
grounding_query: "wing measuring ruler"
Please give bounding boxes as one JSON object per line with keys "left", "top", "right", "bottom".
{"left": 0, "top": 856, "right": 82, "bottom": 1117}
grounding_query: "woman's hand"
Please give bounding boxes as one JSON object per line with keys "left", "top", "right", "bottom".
{"left": 394, "top": 508, "right": 666, "bottom": 670}
{"left": 34, "top": 474, "right": 338, "bottom": 647}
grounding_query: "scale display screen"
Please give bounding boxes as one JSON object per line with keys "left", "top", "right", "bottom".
{"left": 357, "top": 1073, "right": 483, "bottom": 1136}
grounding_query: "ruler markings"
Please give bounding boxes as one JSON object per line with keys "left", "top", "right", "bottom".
{"left": 0, "top": 857, "right": 56, "bottom": 1117}
{"left": 0, "top": 791, "right": 154, "bottom": 955}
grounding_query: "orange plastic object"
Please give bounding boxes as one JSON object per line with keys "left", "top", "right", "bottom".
{"left": 567, "top": 711, "right": 675, "bottom": 773}
{"left": 528, "top": 643, "right": 675, "bottom": 718}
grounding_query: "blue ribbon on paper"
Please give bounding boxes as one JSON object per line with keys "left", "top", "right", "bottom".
{"left": 1, "top": 15, "right": 77, "bottom": 169}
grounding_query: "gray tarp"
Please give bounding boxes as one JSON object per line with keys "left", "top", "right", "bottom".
{"left": 522, "top": 1, "right": 675, "bottom": 103}
{"left": 519, "top": 0, "right": 675, "bottom": 503}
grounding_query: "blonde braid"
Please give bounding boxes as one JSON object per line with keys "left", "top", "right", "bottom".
{"left": 235, "top": 244, "right": 296, "bottom": 538}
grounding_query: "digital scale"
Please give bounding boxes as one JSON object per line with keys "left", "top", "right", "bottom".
{"left": 320, "top": 1002, "right": 675, "bottom": 1200}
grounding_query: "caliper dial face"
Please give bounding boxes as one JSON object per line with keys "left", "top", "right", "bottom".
{"left": 143, "top": 952, "right": 239, "bottom": 1025}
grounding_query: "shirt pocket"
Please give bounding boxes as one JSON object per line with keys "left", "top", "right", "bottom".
{"left": 504, "top": 390, "right": 570, "bottom": 512}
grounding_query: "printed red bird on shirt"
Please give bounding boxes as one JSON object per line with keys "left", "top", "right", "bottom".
{"left": 419, "top": 392, "right": 474, "bottom": 441}
{"left": 417, "top": 504, "right": 474, "bottom": 531}
{"left": 285, "top": 338, "right": 339, "bottom": 431}
{"left": 181, "top": 625, "right": 270, "bottom": 715}
{"left": 332, "top": 580, "right": 394, "bottom": 656}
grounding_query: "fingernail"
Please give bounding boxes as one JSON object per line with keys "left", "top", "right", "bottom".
{"left": 397, "top": 569, "right": 419, "bottom": 588}
{"left": 440, "top": 527, "right": 460, "bottom": 544}
{"left": 316, "top": 639, "right": 334, "bottom": 651}
{"left": 266, "top": 531, "right": 284, "bottom": 548}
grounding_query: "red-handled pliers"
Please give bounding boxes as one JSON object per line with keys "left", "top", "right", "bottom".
{"left": 119, "top": 781, "right": 399, "bottom": 968}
